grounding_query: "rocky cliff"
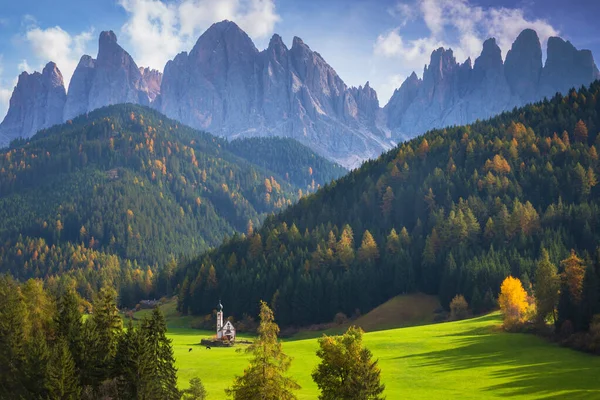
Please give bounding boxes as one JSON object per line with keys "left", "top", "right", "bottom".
{"left": 386, "top": 30, "right": 600, "bottom": 141}
{"left": 0, "top": 62, "right": 66, "bottom": 147}
{"left": 64, "top": 30, "right": 151, "bottom": 121}
{"left": 1, "top": 24, "right": 598, "bottom": 168}
{"left": 156, "top": 21, "right": 391, "bottom": 168}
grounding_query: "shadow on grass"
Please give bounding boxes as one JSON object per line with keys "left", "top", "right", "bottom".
{"left": 395, "top": 325, "right": 600, "bottom": 398}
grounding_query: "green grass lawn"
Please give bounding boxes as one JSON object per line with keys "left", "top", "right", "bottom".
{"left": 169, "top": 313, "right": 600, "bottom": 399}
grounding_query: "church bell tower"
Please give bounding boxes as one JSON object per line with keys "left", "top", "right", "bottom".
{"left": 217, "top": 300, "right": 224, "bottom": 336}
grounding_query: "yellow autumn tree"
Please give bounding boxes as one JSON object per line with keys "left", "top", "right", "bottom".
{"left": 499, "top": 276, "right": 529, "bottom": 329}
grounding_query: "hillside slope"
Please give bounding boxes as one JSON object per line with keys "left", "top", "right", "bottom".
{"left": 0, "top": 104, "right": 344, "bottom": 304}
{"left": 175, "top": 81, "right": 600, "bottom": 326}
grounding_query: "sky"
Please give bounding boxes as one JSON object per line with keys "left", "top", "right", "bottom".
{"left": 0, "top": 0, "right": 599, "bottom": 120}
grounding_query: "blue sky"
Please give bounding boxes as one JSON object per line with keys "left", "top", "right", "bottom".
{"left": 1, "top": 0, "right": 599, "bottom": 119}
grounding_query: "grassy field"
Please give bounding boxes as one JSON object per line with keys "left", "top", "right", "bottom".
{"left": 162, "top": 310, "right": 600, "bottom": 399}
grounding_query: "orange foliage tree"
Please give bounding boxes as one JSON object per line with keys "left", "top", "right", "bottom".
{"left": 561, "top": 250, "right": 586, "bottom": 304}
{"left": 499, "top": 276, "right": 529, "bottom": 328}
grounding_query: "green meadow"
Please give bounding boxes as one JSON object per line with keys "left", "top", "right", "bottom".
{"left": 158, "top": 310, "right": 600, "bottom": 399}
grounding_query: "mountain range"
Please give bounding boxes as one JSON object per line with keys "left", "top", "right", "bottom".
{"left": 1, "top": 21, "right": 598, "bottom": 168}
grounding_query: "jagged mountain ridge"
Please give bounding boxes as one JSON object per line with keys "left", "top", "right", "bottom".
{"left": 0, "top": 23, "right": 598, "bottom": 168}
{"left": 386, "top": 29, "right": 600, "bottom": 141}
{"left": 156, "top": 22, "right": 391, "bottom": 168}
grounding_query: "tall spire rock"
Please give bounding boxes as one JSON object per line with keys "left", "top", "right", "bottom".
{"left": 540, "top": 36, "right": 600, "bottom": 98}
{"left": 0, "top": 62, "right": 67, "bottom": 147}
{"left": 504, "top": 29, "right": 543, "bottom": 105}
{"left": 64, "top": 30, "right": 151, "bottom": 121}
{"left": 160, "top": 20, "right": 261, "bottom": 132}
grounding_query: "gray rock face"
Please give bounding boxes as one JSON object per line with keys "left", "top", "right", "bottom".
{"left": 386, "top": 29, "right": 599, "bottom": 141}
{"left": 157, "top": 20, "right": 391, "bottom": 168}
{"left": 1, "top": 24, "right": 598, "bottom": 167}
{"left": 539, "top": 37, "right": 600, "bottom": 99}
{"left": 64, "top": 31, "right": 150, "bottom": 121}
{"left": 504, "top": 29, "right": 543, "bottom": 106}
{"left": 0, "top": 62, "right": 66, "bottom": 146}
{"left": 139, "top": 67, "right": 163, "bottom": 101}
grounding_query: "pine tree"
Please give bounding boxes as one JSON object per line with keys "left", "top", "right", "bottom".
{"left": 24, "top": 329, "right": 51, "bottom": 398}
{"left": 182, "top": 377, "right": 207, "bottom": 400}
{"left": 80, "top": 288, "right": 122, "bottom": 389}
{"left": 0, "top": 275, "right": 29, "bottom": 399}
{"left": 226, "top": 301, "right": 300, "bottom": 400}
{"left": 55, "top": 290, "right": 84, "bottom": 380}
{"left": 92, "top": 288, "right": 122, "bottom": 380}
{"left": 46, "top": 338, "right": 81, "bottom": 400}
{"left": 534, "top": 249, "right": 560, "bottom": 325}
{"left": 142, "top": 308, "right": 181, "bottom": 400}
{"left": 115, "top": 319, "right": 154, "bottom": 399}
{"left": 312, "top": 326, "right": 385, "bottom": 400}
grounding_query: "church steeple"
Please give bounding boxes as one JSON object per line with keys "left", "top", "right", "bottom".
{"left": 216, "top": 300, "right": 224, "bottom": 333}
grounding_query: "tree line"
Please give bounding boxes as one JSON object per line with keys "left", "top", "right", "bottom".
{"left": 496, "top": 247, "right": 600, "bottom": 352}
{"left": 171, "top": 81, "right": 600, "bottom": 332}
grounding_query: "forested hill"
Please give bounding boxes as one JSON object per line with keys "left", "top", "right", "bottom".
{"left": 228, "top": 137, "right": 347, "bottom": 190}
{"left": 0, "top": 104, "right": 344, "bottom": 305}
{"left": 175, "top": 81, "right": 600, "bottom": 327}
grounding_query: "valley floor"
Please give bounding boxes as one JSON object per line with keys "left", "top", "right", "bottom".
{"left": 168, "top": 312, "right": 600, "bottom": 399}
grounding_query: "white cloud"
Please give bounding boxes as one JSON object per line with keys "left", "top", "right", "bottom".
{"left": 119, "top": 0, "right": 280, "bottom": 70}
{"left": 373, "top": 0, "right": 559, "bottom": 103}
{"left": 388, "top": 3, "right": 417, "bottom": 27}
{"left": 24, "top": 26, "right": 94, "bottom": 86}
{"left": 0, "top": 56, "right": 16, "bottom": 121}
{"left": 17, "top": 59, "right": 33, "bottom": 73}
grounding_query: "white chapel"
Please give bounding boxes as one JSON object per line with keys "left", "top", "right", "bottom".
{"left": 216, "top": 300, "right": 236, "bottom": 342}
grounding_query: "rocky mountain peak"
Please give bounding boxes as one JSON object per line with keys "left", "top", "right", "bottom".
{"left": 426, "top": 48, "right": 458, "bottom": 82}
{"left": 99, "top": 30, "right": 117, "bottom": 45}
{"left": 190, "top": 20, "right": 258, "bottom": 61}
{"left": 0, "top": 62, "right": 67, "bottom": 146}
{"left": 474, "top": 38, "right": 503, "bottom": 73}
{"left": 540, "top": 36, "right": 600, "bottom": 98}
{"left": 504, "top": 29, "right": 542, "bottom": 104}
{"left": 64, "top": 31, "right": 151, "bottom": 120}
{"left": 291, "top": 36, "right": 306, "bottom": 49}
{"left": 268, "top": 34, "right": 287, "bottom": 52}
{"left": 42, "top": 62, "right": 64, "bottom": 86}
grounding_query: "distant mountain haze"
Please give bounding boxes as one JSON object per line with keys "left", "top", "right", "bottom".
{"left": 1, "top": 22, "right": 598, "bottom": 167}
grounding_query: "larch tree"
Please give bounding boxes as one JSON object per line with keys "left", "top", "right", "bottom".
{"left": 312, "top": 326, "right": 385, "bottom": 400}
{"left": 574, "top": 119, "right": 589, "bottom": 143}
{"left": 226, "top": 301, "right": 300, "bottom": 400}
{"left": 358, "top": 230, "right": 379, "bottom": 263}
{"left": 337, "top": 225, "right": 355, "bottom": 268}
{"left": 561, "top": 250, "right": 586, "bottom": 304}
{"left": 498, "top": 276, "right": 529, "bottom": 328}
